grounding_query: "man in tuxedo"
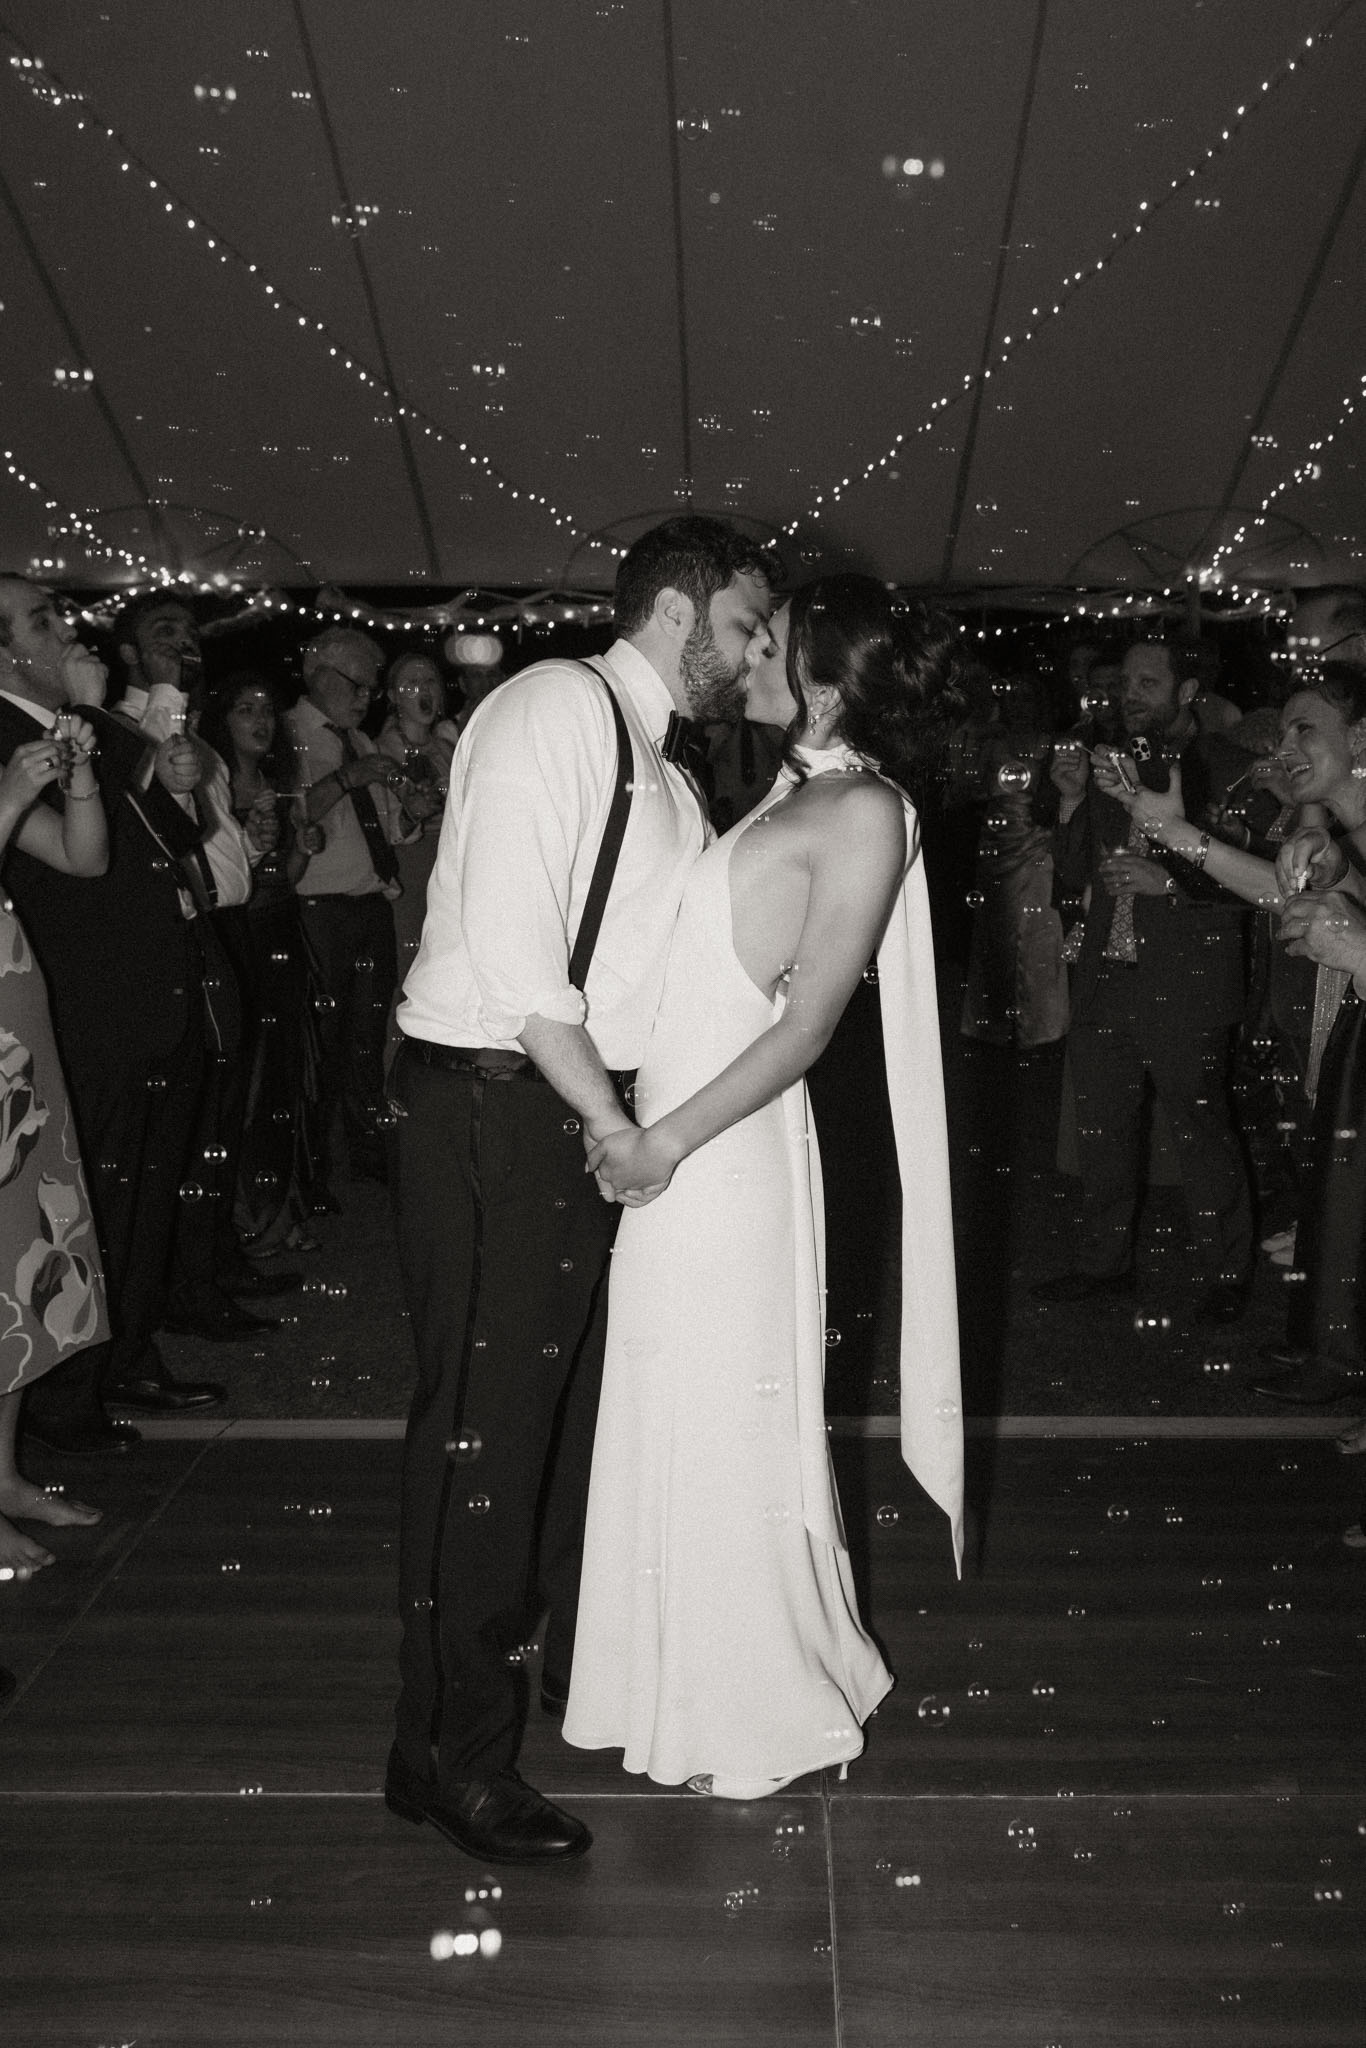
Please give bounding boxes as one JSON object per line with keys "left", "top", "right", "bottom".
{"left": 108, "top": 593, "right": 297, "bottom": 1351}
{"left": 1033, "top": 636, "right": 1253, "bottom": 1323}
{"left": 385, "top": 516, "right": 774, "bottom": 1863}
{"left": 0, "top": 576, "right": 224, "bottom": 1451}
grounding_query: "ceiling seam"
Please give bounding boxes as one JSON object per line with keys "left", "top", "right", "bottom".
{"left": 938, "top": 0, "right": 1050, "bottom": 587}
{"left": 0, "top": 155, "right": 178, "bottom": 570}
{"left": 659, "top": 0, "right": 695, "bottom": 508}
{"left": 288, "top": 0, "right": 443, "bottom": 581}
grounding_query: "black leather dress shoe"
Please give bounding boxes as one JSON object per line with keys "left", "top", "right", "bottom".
{"left": 384, "top": 1746, "right": 590, "bottom": 1863}
{"left": 218, "top": 1266, "right": 303, "bottom": 1299}
{"left": 104, "top": 1374, "right": 226, "bottom": 1412}
{"left": 1194, "top": 1283, "right": 1248, "bottom": 1326}
{"left": 1030, "top": 1270, "right": 1135, "bottom": 1304}
{"left": 22, "top": 1414, "right": 141, "bottom": 1455}
{"left": 161, "top": 1298, "right": 279, "bottom": 1341}
{"left": 1251, "top": 1363, "right": 1359, "bottom": 1406}
{"left": 540, "top": 1672, "right": 570, "bottom": 1720}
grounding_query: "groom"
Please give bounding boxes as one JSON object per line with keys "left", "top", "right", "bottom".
{"left": 386, "top": 517, "right": 774, "bottom": 1861}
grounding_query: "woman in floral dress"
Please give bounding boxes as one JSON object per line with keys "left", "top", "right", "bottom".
{"left": 0, "top": 718, "right": 110, "bottom": 1579}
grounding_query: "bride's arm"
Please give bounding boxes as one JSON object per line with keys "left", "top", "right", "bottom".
{"left": 590, "top": 780, "right": 907, "bottom": 1200}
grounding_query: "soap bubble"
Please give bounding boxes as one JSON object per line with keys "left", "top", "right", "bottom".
{"left": 917, "top": 1695, "right": 950, "bottom": 1725}
{"left": 875, "top": 1505, "right": 900, "bottom": 1528}
{"left": 824, "top": 1327, "right": 841, "bottom": 1347}
{"left": 1105, "top": 1505, "right": 1129, "bottom": 1522}
{"left": 468, "top": 1494, "right": 491, "bottom": 1515}
{"left": 997, "top": 762, "right": 1033, "bottom": 794}
{"left": 179, "top": 1183, "right": 205, "bottom": 1203}
{"left": 1007, "top": 1820, "right": 1037, "bottom": 1851}
{"left": 446, "top": 1431, "right": 482, "bottom": 1462}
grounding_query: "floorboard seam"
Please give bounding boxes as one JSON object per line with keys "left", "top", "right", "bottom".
{"left": 822, "top": 1778, "right": 844, "bottom": 2048}
{"left": 0, "top": 1437, "right": 220, "bottom": 1720}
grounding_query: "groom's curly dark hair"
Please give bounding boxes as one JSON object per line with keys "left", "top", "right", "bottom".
{"left": 783, "top": 575, "right": 967, "bottom": 804}
{"left": 613, "top": 516, "right": 777, "bottom": 638}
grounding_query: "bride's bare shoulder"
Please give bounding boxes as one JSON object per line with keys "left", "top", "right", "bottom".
{"left": 803, "top": 770, "right": 906, "bottom": 846}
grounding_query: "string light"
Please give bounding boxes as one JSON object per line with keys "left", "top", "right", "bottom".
{"left": 792, "top": 18, "right": 1341, "bottom": 530}
{"left": 1, "top": 447, "right": 153, "bottom": 578}
{"left": 1204, "top": 367, "right": 1366, "bottom": 581}
{"left": 0, "top": 41, "right": 583, "bottom": 540}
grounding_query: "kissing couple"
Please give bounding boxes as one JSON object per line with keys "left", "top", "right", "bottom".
{"left": 383, "top": 515, "right": 964, "bottom": 1862}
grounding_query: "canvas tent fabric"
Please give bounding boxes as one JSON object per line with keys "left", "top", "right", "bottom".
{"left": 0, "top": 0, "right": 1362, "bottom": 598}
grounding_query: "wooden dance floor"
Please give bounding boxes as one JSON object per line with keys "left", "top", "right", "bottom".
{"left": 2, "top": 1423, "right": 1363, "bottom": 2045}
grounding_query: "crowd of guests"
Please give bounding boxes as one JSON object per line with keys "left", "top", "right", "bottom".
{"left": 938, "top": 589, "right": 1366, "bottom": 1545}
{"left": 0, "top": 569, "right": 1363, "bottom": 1595}
{"left": 0, "top": 575, "right": 503, "bottom": 1587}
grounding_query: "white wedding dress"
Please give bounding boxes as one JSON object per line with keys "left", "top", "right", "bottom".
{"left": 562, "top": 751, "right": 963, "bottom": 1791}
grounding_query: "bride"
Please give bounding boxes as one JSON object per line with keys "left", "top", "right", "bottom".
{"left": 562, "top": 575, "right": 965, "bottom": 1799}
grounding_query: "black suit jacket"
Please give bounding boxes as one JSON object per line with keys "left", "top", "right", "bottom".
{"left": 1056, "top": 730, "right": 1250, "bottom": 1031}
{"left": 0, "top": 699, "right": 203, "bottom": 1083}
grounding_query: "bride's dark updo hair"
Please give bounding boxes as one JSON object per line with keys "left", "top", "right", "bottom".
{"left": 782, "top": 574, "right": 966, "bottom": 802}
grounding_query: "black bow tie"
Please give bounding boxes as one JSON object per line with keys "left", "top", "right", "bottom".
{"left": 661, "top": 712, "right": 710, "bottom": 776}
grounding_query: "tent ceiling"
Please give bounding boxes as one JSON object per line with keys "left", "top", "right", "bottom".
{"left": 1, "top": 0, "right": 1362, "bottom": 595}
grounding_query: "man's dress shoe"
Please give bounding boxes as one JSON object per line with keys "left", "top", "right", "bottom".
{"left": 1251, "top": 1362, "right": 1359, "bottom": 1406}
{"left": 1030, "top": 1270, "right": 1135, "bottom": 1304}
{"left": 383, "top": 1746, "right": 589, "bottom": 1863}
{"left": 104, "top": 1374, "right": 226, "bottom": 1413}
{"left": 218, "top": 1265, "right": 303, "bottom": 1300}
{"left": 22, "top": 1414, "right": 141, "bottom": 1455}
{"left": 161, "top": 1296, "right": 279, "bottom": 1341}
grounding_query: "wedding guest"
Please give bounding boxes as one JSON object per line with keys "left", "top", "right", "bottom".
{"left": 959, "top": 676, "right": 1068, "bottom": 1050}
{"left": 199, "top": 673, "right": 326, "bottom": 1256}
{"left": 1032, "top": 635, "right": 1253, "bottom": 1323}
{"left": 287, "top": 629, "right": 439, "bottom": 1195}
{"left": 1088, "top": 664, "right": 1366, "bottom": 1400}
{"left": 109, "top": 597, "right": 288, "bottom": 1347}
{"left": 0, "top": 707, "right": 109, "bottom": 1569}
{"left": 376, "top": 649, "right": 460, "bottom": 996}
{"left": 1288, "top": 586, "right": 1366, "bottom": 673}
{"left": 384, "top": 515, "right": 773, "bottom": 1863}
{"left": 0, "top": 576, "right": 222, "bottom": 1450}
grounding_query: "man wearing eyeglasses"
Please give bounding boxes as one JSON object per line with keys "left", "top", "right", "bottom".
{"left": 288, "top": 628, "right": 440, "bottom": 1196}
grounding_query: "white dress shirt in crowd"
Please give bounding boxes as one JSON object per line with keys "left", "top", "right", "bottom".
{"left": 286, "top": 695, "right": 407, "bottom": 901}
{"left": 112, "top": 683, "right": 254, "bottom": 908}
{"left": 397, "top": 639, "right": 708, "bottom": 1072}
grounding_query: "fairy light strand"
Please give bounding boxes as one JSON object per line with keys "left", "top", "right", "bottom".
{"left": 1, "top": 446, "right": 154, "bottom": 578}
{"left": 793, "top": 8, "right": 1355, "bottom": 531}
{"left": 0, "top": 41, "right": 584, "bottom": 540}
{"left": 1204, "top": 367, "right": 1366, "bottom": 582}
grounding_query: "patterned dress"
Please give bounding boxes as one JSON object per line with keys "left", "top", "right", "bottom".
{"left": 0, "top": 900, "right": 108, "bottom": 1394}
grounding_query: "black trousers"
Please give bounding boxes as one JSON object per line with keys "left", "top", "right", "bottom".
{"left": 25, "top": 1015, "right": 205, "bottom": 1426}
{"left": 298, "top": 893, "right": 397, "bottom": 1177}
{"left": 1070, "top": 963, "right": 1252, "bottom": 1286}
{"left": 389, "top": 1043, "right": 621, "bottom": 1786}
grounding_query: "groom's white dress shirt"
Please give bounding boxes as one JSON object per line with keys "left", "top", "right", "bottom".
{"left": 397, "top": 638, "right": 707, "bottom": 1072}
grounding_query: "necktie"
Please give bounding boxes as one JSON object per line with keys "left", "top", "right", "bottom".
{"left": 1102, "top": 810, "right": 1147, "bottom": 965}
{"left": 327, "top": 726, "right": 399, "bottom": 886}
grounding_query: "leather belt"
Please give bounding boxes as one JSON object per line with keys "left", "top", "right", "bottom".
{"left": 400, "top": 1035, "right": 635, "bottom": 1094}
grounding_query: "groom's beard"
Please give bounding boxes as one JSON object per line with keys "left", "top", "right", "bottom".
{"left": 679, "top": 615, "right": 749, "bottom": 724}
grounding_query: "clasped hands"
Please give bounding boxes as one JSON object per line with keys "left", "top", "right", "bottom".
{"left": 583, "top": 1115, "right": 680, "bottom": 1208}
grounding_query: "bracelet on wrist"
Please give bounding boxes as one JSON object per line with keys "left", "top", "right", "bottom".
{"left": 63, "top": 783, "right": 101, "bottom": 803}
{"left": 1189, "top": 830, "right": 1211, "bottom": 871}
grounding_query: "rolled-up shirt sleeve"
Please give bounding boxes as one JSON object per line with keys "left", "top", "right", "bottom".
{"left": 455, "top": 670, "right": 613, "bottom": 1040}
